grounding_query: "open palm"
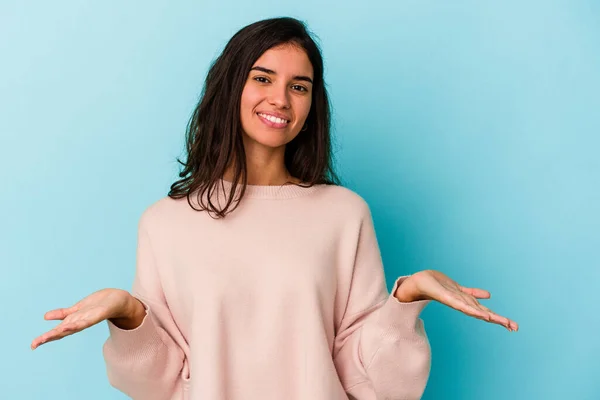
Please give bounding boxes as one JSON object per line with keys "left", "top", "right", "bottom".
{"left": 405, "top": 270, "right": 519, "bottom": 332}
{"left": 31, "top": 288, "right": 131, "bottom": 350}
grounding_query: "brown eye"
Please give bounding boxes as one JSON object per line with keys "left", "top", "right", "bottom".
{"left": 292, "top": 85, "right": 307, "bottom": 92}
{"left": 254, "top": 76, "right": 270, "bottom": 83}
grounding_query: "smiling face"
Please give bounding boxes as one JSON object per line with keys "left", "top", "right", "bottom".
{"left": 240, "top": 43, "right": 314, "bottom": 151}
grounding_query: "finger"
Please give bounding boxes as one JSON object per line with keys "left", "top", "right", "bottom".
{"left": 456, "top": 293, "right": 494, "bottom": 321}
{"left": 446, "top": 293, "right": 507, "bottom": 325}
{"left": 31, "top": 321, "right": 84, "bottom": 350}
{"left": 32, "top": 325, "right": 76, "bottom": 350}
{"left": 461, "top": 304, "right": 499, "bottom": 324}
{"left": 486, "top": 309, "right": 519, "bottom": 332}
{"left": 478, "top": 305, "right": 505, "bottom": 325}
{"left": 427, "top": 292, "right": 519, "bottom": 332}
{"left": 459, "top": 286, "right": 491, "bottom": 299}
{"left": 44, "top": 305, "right": 78, "bottom": 321}
{"left": 459, "top": 293, "right": 484, "bottom": 308}
{"left": 31, "top": 326, "right": 65, "bottom": 350}
{"left": 440, "top": 293, "right": 491, "bottom": 321}
{"left": 479, "top": 305, "right": 519, "bottom": 332}
{"left": 493, "top": 314, "right": 519, "bottom": 332}
{"left": 31, "top": 329, "right": 58, "bottom": 350}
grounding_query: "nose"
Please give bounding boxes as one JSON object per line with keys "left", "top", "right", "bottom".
{"left": 267, "top": 83, "right": 291, "bottom": 109}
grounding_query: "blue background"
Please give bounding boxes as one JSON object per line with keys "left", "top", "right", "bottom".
{"left": 2, "top": 1, "right": 598, "bottom": 399}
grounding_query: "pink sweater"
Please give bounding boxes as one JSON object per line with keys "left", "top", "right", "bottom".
{"left": 102, "top": 180, "right": 431, "bottom": 400}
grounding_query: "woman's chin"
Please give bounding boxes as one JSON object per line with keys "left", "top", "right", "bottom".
{"left": 243, "top": 131, "right": 295, "bottom": 149}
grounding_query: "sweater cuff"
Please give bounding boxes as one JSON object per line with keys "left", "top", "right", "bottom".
{"left": 377, "top": 276, "right": 430, "bottom": 336}
{"left": 106, "top": 299, "right": 165, "bottom": 355}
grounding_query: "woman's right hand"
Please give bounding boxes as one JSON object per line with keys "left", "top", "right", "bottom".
{"left": 31, "top": 288, "right": 146, "bottom": 350}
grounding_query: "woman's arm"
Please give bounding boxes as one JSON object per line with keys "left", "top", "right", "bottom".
{"left": 332, "top": 202, "right": 431, "bottom": 400}
{"left": 102, "top": 210, "right": 189, "bottom": 400}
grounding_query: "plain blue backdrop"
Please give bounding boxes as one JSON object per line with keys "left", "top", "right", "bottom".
{"left": 2, "top": 1, "right": 598, "bottom": 399}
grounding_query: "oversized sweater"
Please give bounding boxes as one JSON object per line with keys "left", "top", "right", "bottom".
{"left": 102, "top": 180, "right": 431, "bottom": 400}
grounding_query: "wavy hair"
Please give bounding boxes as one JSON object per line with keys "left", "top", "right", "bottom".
{"left": 168, "top": 17, "right": 341, "bottom": 218}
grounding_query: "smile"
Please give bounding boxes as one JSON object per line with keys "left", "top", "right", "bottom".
{"left": 257, "top": 112, "right": 290, "bottom": 128}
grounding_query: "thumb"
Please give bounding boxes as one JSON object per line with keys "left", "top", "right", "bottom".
{"left": 459, "top": 285, "right": 491, "bottom": 299}
{"left": 44, "top": 304, "right": 79, "bottom": 321}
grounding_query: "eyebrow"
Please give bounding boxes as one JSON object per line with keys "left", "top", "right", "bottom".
{"left": 250, "top": 66, "right": 313, "bottom": 84}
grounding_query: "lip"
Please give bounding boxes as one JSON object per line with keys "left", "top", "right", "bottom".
{"left": 257, "top": 112, "right": 289, "bottom": 129}
{"left": 256, "top": 111, "right": 291, "bottom": 122}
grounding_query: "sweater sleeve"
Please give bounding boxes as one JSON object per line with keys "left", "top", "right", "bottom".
{"left": 102, "top": 210, "right": 189, "bottom": 400}
{"left": 332, "top": 203, "right": 431, "bottom": 400}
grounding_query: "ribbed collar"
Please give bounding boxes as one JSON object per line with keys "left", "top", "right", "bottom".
{"left": 218, "top": 179, "right": 323, "bottom": 199}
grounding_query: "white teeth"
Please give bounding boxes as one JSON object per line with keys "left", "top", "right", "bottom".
{"left": 259, "top": 113, "right": 288, "bottom": 124}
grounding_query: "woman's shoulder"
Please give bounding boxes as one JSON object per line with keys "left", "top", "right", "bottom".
{"left": 136, "top": 195, "right": 194, "bottom": 227}
{"left": 314, "top": 183, "right": 372, "bottom": 218}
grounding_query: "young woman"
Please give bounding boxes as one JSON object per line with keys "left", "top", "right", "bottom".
{"left": 31, "top": 17, "right": 518, "bottom": 400}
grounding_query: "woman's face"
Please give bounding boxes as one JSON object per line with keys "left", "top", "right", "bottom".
{"left": 240, "top": 44, "right": 314, "bottom": 150}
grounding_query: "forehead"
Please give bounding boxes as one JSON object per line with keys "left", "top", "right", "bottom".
{"left": 252, "top": 44, "right": 314, "bottom": 78}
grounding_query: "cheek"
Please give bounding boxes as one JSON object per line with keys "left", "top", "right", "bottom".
{"left": 298, "top": 98, "right": 312, "bottom": 121}
{"left": 241, "top": 86, "right": 261, "bottom": 114}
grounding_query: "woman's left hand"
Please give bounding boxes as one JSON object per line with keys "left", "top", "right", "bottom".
{"left": 395, "top": 269, "right": 519, "bottom": 332}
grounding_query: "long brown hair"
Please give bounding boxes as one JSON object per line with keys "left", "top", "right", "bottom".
{"left": 168, "top": 17, "right": 341, "bottom": 218}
